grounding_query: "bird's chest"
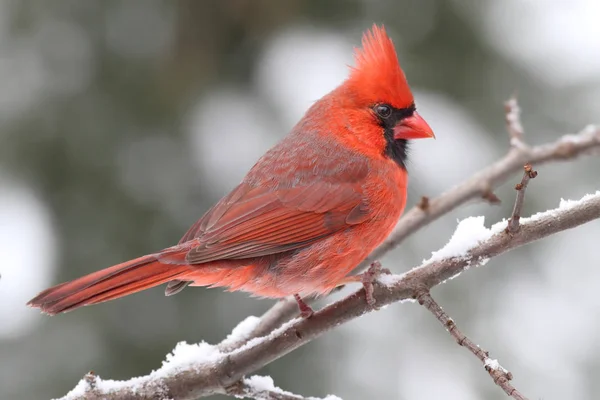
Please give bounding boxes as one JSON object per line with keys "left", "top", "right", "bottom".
{"left": 333, "top": 164, "right": 408, "bottom": 265}
{"left": 364, "top": 162, "right": 408, "bottom": 228}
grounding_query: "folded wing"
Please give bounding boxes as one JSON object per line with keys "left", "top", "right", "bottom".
{"left": 180, "top": 180, "right": 371, "bottom": 264}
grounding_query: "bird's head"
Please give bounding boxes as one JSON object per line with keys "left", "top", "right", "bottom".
{"left": 336, "top": 25, "right": 434, "bottom": 168}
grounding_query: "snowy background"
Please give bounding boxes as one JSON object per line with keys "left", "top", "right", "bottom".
{"left": 0, "top": 1, "right": 599, "bottom": 399}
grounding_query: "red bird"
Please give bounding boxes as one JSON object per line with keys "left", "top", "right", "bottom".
{"left": 28, "top": 25, "right": 434, "bottom": 317}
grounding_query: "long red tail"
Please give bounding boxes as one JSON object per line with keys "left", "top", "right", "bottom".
{"left": 27, "top": 251, "right": 191, "bottom": 315}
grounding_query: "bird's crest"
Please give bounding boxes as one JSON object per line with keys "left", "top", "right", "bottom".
{"left": 345, "top": 25, "right": 414, "bottom": 109}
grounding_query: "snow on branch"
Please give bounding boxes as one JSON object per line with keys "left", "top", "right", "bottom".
{"left": 228, "top": 376, "right": 342, "bottom": 400}
{"left": 58, "top": 190, "right": 600, "bottom": 400}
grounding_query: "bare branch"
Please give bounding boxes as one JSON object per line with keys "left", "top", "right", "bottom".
{"left": 234, "top": 124, "right": 600, "bottom": 347}
{"left": 416, "top": 291, "right": 528, "bottom": 400}
{"left": 58, "top": 191, "right": 600, "bottom": 400}
{"left": 506, "top": 163, "right": 538, "bottom": 233}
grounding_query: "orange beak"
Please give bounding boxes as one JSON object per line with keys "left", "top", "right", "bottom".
{"left": 393, "top": 111, "right": 435, "bottom": 140}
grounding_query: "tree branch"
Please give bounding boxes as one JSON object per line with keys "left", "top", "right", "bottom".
{"left": 69, "top": 371, "right": 338, "bottom": 400}
{"left": 416, "top": 291, "right": 528, "bottom": 400}
{"left": 234, "top": 124, "right": 600, "bottom": 348}
{"left": 59, "top": 190, "right": 600, "bottom": 400}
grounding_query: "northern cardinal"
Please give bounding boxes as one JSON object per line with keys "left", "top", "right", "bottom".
{"left": 28, "top": 25, "right": 434, "bottom": 317}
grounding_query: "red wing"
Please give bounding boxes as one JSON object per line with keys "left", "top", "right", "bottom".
{"left": 180, "top": 181, "right": 370, "bottom": 264}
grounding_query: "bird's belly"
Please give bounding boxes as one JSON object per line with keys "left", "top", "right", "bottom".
{"left": 274, "top": 219, "right": 398, "bottom": 295}
{"left": 186, "top": 215, "right": 398, "bottom": 298}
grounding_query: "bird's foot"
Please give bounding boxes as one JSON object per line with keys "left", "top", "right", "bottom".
{"left": 361, "top": 261, "right": 391, "bottom": 306}
{"left": 293, "top": 294, "right": 314, "bottom": 319}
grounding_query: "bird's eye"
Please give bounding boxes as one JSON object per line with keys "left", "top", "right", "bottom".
{"left": 375, "top": 104, "right": 392, "bottom": 119}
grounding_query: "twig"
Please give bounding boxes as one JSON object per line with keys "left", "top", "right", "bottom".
{"left": 231, "top": 124, "right": 600, "bottom": 349}
{"left": 507, "top": 164, "right": 538, "bottom": 233}
{"left": 57, "top": 191, "right": 600, "bottom": 400}
{"left": 505, "top": 96, "right": 525, "bottom": 147}
{"left": 416, "top": 292, "right": 528, "bottom": 400}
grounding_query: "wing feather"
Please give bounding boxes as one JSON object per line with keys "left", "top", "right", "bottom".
{"left": 181, "top": 181, "right": 371, "bottom": 264}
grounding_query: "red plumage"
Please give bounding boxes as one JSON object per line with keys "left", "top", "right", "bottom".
{"left": 27, "top": 25, "right": 434, "bottom": 316}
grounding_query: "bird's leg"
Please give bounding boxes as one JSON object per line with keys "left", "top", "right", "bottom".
{"left": 361, "top": 261, "right": 391, "bottom": 306}
{"left": 338, "top": 261, "right": 391, "bottom": 306}
{"left": 294, "top": 294, "right": 314, "bottom": 319}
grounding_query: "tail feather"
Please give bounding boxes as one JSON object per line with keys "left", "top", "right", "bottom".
{"left": 27, "top": 253, "right": 191, "bottom": 315}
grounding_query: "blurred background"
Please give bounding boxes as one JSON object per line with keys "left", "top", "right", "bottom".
{"left": 1, "top": 0, "right": 599, "bottom": 399}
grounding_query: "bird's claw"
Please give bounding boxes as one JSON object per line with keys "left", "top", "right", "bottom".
{"left": 361, "top": 261, "right": 390, "bottom": 306}
{"left": 294, "top": 294, "right": 314, "bottom": 318}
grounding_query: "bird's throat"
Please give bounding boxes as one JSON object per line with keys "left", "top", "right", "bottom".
{"left": 384, "top": 134, "right": 409, "bottom": 170}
